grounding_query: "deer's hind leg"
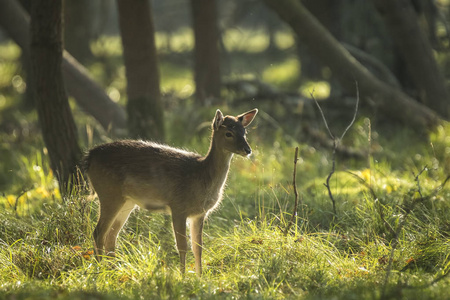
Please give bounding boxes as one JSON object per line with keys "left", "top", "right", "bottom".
{"left": 94, "top": 190, "right": 127, "bottom": 260}
{"left": 104, "top": 200, "right": 136, "bottom": 256}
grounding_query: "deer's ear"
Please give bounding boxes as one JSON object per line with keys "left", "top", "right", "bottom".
{"left": 238, "top": 108, "right": 258, "bottom": 127}
{"left": 213, "top": 109, "right": 224, "bottom": 131}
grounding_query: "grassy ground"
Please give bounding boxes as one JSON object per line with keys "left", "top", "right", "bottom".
{"left": 1, "top": 31, "right": 450, "bottom": 299}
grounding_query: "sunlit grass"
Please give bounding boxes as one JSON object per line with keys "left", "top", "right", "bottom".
{"left": 275, "top": 31, "right": 295, "bottom": 50}
{"left": 1, "top": 125, "right": 449, "bottom": 298}
{"left": 3, "top": 191, "right": 449, "bottom": 299}
{"left": 0, "top": 62, "right": 19, "bottom": 89}
{"left": 222, "top": 28, "right": 295, "bottom": 54}
{"left": 300, "top": 81, "right": 331, "bottom": 100}
{"left": 90, "top": 36, "right": 123, "bottom": 57}
{"left": 224, "top": 29, "right": 270, "bottom": 53}
{"left": 0, "top": 42, "right": 21, "bottom": 60}
{"left": 156, "top": 27, "right": 194, "bottom": 52}
{"left": 262, "top": 57, "right": 300, "bottom": 89}
{"left": 159, "top": 61, "right": 194, "bottom": 98}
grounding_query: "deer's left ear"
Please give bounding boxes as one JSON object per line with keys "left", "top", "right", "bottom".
{"left": 213, "top": 109, "right": 224, "bottom": 131}
{"left": 238, "top": 108, "right": 258, "bottom": 127}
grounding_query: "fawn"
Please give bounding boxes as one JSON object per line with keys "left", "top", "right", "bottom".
{"left": 84, "top": 108, "right": 258, "bottom": 275}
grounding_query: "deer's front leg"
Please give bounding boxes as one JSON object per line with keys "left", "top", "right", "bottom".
{"left": 172, "top": 214, "right": 188, "bottom": 273}
{"left": 190, "top": 215, "right": 205, "bottom": 275}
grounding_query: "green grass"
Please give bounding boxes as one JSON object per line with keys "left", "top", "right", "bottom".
{"left": 1, "top": 32, "right": 450, "bottom": 299}
{"left": 1, "top": 119, "right": 449, "bottom": 299}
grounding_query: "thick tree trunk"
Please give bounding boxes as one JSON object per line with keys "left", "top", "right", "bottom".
{"left": 0, "top": 0, "right": 126, "bottom": 132}
{"left": 373, "top": 0, "right": 450, "bottom": 119}
{"left": 264, "top": 0, "right": 440, "bottom": 130}
{"left": 191, "top": 0, "right": 221, "bottom": 105}
{"left": 117, "top": 0, "right": 165, "bottom": 141}
{"left": 30, "top": 0, "right": 82, "bottom": 194}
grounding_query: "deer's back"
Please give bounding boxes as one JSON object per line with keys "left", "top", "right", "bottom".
{"left": 85, "top": 140, "right": 201, "bottom": 177}
{"left": 85, "top": 140, "right": 218, "bottom": 215}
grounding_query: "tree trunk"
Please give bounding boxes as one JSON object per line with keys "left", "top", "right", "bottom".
{"left": 30, "top": 0, "right": 82, "bottom": 194}
{"left": 190, "top": 0, "right": 221, "bottom": 105}
{"left": 117, "top": 0, "right": 165, "bottom": 141}
{"left": 0, "top": 0, "right": 126, "bottom": 133}
{"left": 263, "top": 0, "right": 440, "bottom": 130}
{"left": 64, "top": 0, "right": 93, "bottom": 63}
{"left": 373, "top": 0, "right": 450, "bottom": 119}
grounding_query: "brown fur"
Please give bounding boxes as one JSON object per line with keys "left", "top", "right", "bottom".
{"left": 84, "top": 109, "right": 258, "bottom": 275}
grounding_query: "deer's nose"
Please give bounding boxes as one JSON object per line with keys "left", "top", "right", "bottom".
{"left": 244, "top": 146, "right": 252, "bottom": 155}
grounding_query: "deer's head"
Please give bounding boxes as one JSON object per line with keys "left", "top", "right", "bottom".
{"left": 212, "top": 109, "right": 258, "bottom": 156}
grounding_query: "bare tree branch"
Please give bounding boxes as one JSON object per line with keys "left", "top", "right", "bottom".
{"left": 340, "top": 82, "right": 359, "bottom": 141}
{"left": 311, "top": 90, "right": 334, "bottom": 140}
{"left": 310, "top": 83, "right": 360, "bottom": 217}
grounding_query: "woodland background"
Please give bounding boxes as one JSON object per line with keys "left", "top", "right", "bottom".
{"left": 0, "top": 0, "right": 449, "bottom": 299}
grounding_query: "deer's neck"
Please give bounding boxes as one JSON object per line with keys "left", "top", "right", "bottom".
{"left": 202, "top": 137, "right": 233, "bottom": 184}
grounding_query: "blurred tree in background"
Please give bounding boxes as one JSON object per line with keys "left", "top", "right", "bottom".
{"left": 264, "top": 0, "right": 440, "bottom": 129}
{"left": 373, "top": 0, "right": 450, "bottom": 119}
{"left": 191, "top": 0, "right": 221, "bottom": 105}
{"left": 117, "top": 0, "right": 165, "bottom": 141}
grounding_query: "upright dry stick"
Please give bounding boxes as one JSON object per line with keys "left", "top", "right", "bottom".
{"left": 311, "top": 83, "right": 359, "bottom": 217}
{"left": 284, "top": 147, "right": 299, "bottom": 236}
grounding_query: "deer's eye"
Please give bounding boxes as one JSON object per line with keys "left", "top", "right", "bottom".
{"left": 225, "top": 132, "right": 233, "bottom": 138}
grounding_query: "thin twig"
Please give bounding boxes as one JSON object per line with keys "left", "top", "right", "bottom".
{"left": 346, "top": 171, "right": 396, "bottom": 236}
{"left": 404, "top": 174, "right": 450, "bottom": 291}
{"left": 324, "top": 142, "right": 337, "bottom": 216}
{"left": 311, "top": 90, "right": 334, "bottom": 140}
{"left": 440, "top": 175, "right": 450, "bottom": 191}
{"left": 310, "top": 82, "right": 360, "bottom": 217}
{"left": 346, "top": 171, "right": 378, "bottom": 200}
{"left": 311, "top": 91, "right": 337, "bottom": 216}
{"left": 340, "top": 82, "right": 359, "bottom": 141}
{"left": 14, "top": 188, "right": 30, "bottom": 213}
{"left": 381, "top": 212, "right": 406, "bottom": 298}
{"left": 381, "top": 166, "right": 432, "bottom": 297}
{"left": 413, "top": 166, "right": 428, "bottom": 199}
{"left": 284, "top": 147, "right": 299, "bottom": 236}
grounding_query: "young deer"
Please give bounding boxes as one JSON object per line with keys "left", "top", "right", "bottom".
{"left": 84, "top": 108, "right": 258, "bottom": 275}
